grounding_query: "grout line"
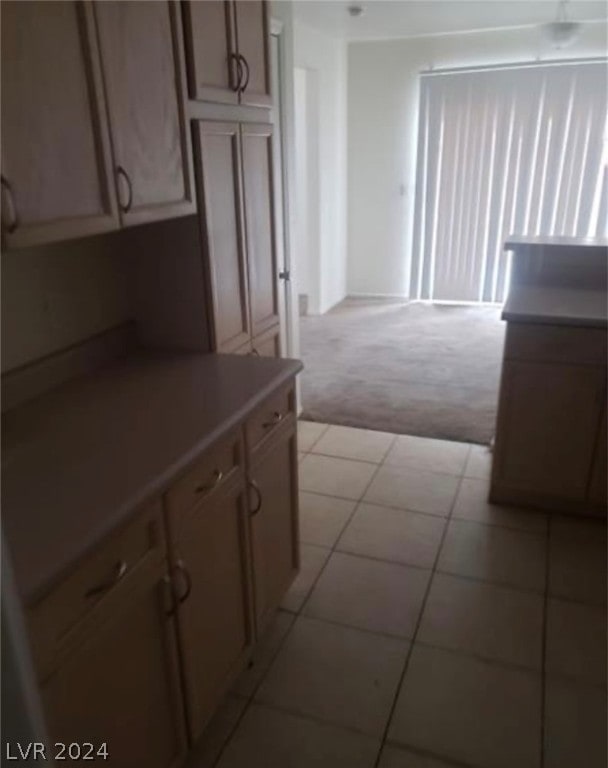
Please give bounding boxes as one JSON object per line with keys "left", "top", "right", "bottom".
{"left": 210, "top": 437, "right": 399, "bottom": 766}
{"left": 373, "top": 471, "right": 467, "bottom": 768}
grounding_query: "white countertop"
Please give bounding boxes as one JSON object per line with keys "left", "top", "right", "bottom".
{"left": 502, "top": 285, "right": 607, "bottom": 327}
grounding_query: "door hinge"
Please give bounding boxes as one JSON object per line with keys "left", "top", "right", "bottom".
{"left": 278, "top": 270, "right": 290, "bottom": 282}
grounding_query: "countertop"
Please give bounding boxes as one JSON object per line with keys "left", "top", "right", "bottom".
{"left": 2, "top": 352, "right": 302, "bottom": 604}
{"left": 502, "top": 285, "right": 607, "bottom": 328}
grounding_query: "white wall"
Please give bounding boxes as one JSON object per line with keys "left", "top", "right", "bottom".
{"left": 294, "top": 21, "right": 348, "bottom": 314}
{"left": 347, "top": 21, "right": 608, "bottom": 298}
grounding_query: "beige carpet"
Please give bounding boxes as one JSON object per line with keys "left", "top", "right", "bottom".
{"left": 299, "top": 299, "right": 505, "bottom": 445}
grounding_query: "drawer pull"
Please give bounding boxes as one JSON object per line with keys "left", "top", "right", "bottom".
{"left": 195, "top": 469, "right": 224, "bottom": 495}
{"left": 84, "top": 560, "right": 128, "bottom": 599}
{"left": 248, "top": 479, "right": 262, "bottom": 516}
{"left": 263, "top": 411, "right": 283, "bottom": 429}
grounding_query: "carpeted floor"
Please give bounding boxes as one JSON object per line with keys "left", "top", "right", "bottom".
{"left": 299, "top": 299, "right": 506, "bottom": 445}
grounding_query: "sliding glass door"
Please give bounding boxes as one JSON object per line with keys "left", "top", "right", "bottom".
{"left": 411, "top": 60, "right": 607, "bottom": 303}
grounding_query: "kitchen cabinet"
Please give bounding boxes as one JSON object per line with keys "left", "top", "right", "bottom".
{"left": 195, "top": 120, "right": 280, "bottom": 355}
{"left": 0, "top": 1, "right": 119, "bottom": 249}
{"left": 241, "top": 123, "right": 280, "bottom": 340}
{"left": 491, "top": 323, "right": 607, "bottom": 516}
{"left": 33, "top": 503, "right": 186, "bottom": 768}
{"left": 1, "top": 0, "right": 195, "bottom": 249}
{"left": 252, "top": 325, "right": 282, "bottom": 358}
{"left": 11, "top": 357, "right": 301, "bottom": 764}
{"left": 182, "top": 0, "right": 239, "bottom": 105}
{"left": 247, "top": 410, "right": 298, "bottom": 631}
{"left": 194, "top": 121, "right": 250, "bottom": 353}
{"left": 94, "top": 1, "right": 195, "bottom": 226}
{"left": 183, "top": 0, "right": 271, "bottom": 108}
{"left": 234, "top": 1, "right": 272, "bottom": 108}
{"left": 166, "top": 433, "right": 253, "bottom": 741}
{"left": 588, "top": 402, "right": 607, "bottom": 508}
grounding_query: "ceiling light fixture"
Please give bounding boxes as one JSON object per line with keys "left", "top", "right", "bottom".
{"left": 541, "top": 0, "right": 581, "bottom": 48}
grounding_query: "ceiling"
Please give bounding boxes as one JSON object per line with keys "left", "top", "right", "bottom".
{"left": 292, "top": 0, "right": 608, "bottom": 41}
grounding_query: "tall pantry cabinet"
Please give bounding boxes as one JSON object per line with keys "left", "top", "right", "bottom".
{"left": 185, "top": 0, "right": 280, "bottom": 357}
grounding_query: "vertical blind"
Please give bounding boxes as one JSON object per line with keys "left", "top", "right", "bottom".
{"left": 411, "top": 60, "right": 608, "bottom": 303}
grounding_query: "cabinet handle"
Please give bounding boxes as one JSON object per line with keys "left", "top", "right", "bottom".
{"left": 230, "top": 52, "right": 243, "bottom": 91}
{"left": 175, "top": 559, "right": 192, "bottom": 605}
{"left": 195, "top": 469, "right": 224, "bottom": 495}
{"left": 116, "top": 165, "right": 133, "bottom": 212}
{"left": 262, "top": 411, "right": 283, "bottom": 429}
{"left": 248, "top": 479, "right": 262, "bottom": 516}
{"left": 1, "top": 175, "right": 18, "bottom": 233}
{"left": 238, "top": 54, "right": 250, "bottom": 92}
{"left": 84, "top": 560, "right": 128, "bottom": 599}
{"left": 166, "top": 560, "right": 192, "bottom": 615}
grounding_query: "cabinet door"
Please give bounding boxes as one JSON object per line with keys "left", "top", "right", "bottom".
{"left": 588, "top": 400, "right": 607, "bottom": 509}
{"left": 0, "top": 1, "right": 119, "bottom": 249}
{"left": 94, "top": 1, "right": 195, "bottom": 226}
{"left": 252, "top": 325, "right": 281, "bottom": 358}
{"left": 249, "top": 422, "right": 298, "bottom": 632}
{"left": 41, "top": 561, "right": 186, "bottom": 768}
{"left": 493, "top": 361, "right": 605, "bottom": 501}
{"left": 234, "top": 1, "right": 271, "bottom": 107}
{"left": 241, "top": 123, "right": 280, "bottom": 338}
{"left": 194, "top": 121, "right": 250, "bottom": 353}
{"left": 182, "top": 0, "right": 239, "bottom": 104}
{"left": 172, "top": 477, "right": 253, "bottom": 741}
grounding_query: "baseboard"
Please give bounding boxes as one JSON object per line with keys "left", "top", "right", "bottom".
{"left": 346, "top": 293, "right": 410, "bottom": 301}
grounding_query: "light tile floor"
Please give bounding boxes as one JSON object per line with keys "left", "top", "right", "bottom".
{"left": 188, "top": 422, "right": 607, "bottom": 768}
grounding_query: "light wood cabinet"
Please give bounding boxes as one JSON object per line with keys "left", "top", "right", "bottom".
{"left": 0, "top": 1, "right": 119, "bottom": 249}
{"left": 588, "top": 402, "right": 607, "bottom": 508}
{"left": 248, "top": 420, "right": 299, "bottom": 632}
{"left": 491, "top": 323, "right": 607, "bottom": 516}
{"left": 241, "top": 123, "right": 280, "bottom": 339}
{"left": 195, "top": 120, "right": 280, "bottom": 355}
{"left": 39, "top": 556, "right": 186, "bottom": 768}
{"left": 182, "top": 0, "right": 239, "bottom": 105}
{"left": 94, "top": 1, "right": 195, "bottom": 227}
{"left": 169, "top": 473, "right": 253, "bottom": 741}
{"left": 183, "top": 0, "right": 271, "bottom": 108}
{"left": 194, "top": 121, "right": 250, "bottom": 353}
{"left": 233, "top": 1, "right": 272, "bottom": 107}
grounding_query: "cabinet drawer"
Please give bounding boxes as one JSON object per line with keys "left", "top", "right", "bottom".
{"left": 166, "top": 430, "right": 243, "bottom": 522}
{"left": 505, "top": 324, "right": 607, "bottom": 366}
{"left": 246, "top": 385, "right": 295, "bottom": 452}
{"left": 28, "top": 501, "right": 165, "bottom": 680}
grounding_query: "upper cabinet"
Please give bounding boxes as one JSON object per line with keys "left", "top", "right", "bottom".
{"left": 1, "top": 0, "right": 195, "bottom": 250}
{"left": 93, "top": 1, "right": 195, "bottom": 227}
{"left": 182, "top": 0, "right": 271, "bottom": 108}
{"left": 233, "top": 1, "right": 272, "bottom": 108}
{"left": 0, "top": 2, "right": 119, "bottom": 249}
{"left": 182, "top": 1, "right": 239, "bottom": 105}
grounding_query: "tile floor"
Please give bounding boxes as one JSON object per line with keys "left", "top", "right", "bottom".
{"left": 187, "top": 422, "right": 607, "bottom": 768}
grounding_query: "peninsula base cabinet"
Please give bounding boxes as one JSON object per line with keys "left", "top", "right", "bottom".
{"left": 26, "top": 381, "right": 299, "bottom": 766}
{"left": 491, "top": 323, "right": 607, "bottom": 517}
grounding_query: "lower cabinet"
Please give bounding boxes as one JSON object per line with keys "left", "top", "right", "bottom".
{"left": 28, "top": 379, "right": 299, "bottom": 764}
{"left": 40, "top": 557, "right": 186, "bottom": 768}
{"left": 169, "top": 474, "right": 253, "bottom": 741}
{"left": 248, "top": 420, "right": 299, "bottom": 631}
{"left": 491, "top": 323, "right": 607, "bottom": 516}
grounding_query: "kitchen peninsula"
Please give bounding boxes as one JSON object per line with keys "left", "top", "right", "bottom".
{"left": 491, "top": 236, "right": 607, "bottom": 517}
